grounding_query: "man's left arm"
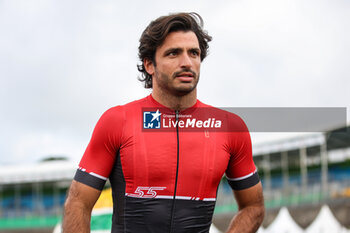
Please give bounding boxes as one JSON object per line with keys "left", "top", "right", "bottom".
{"left": 226, "top": 182, "right": 265, "bottom": 233}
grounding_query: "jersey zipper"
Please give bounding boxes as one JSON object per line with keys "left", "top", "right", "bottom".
{"left": 169, "top": 110, "right": 180, "bottom": 233}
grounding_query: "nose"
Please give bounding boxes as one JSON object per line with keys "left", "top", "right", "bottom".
{"left": 179, "top": 53, "right": 192, "bottom": 68}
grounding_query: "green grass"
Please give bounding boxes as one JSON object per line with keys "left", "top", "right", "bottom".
{"left": 0, "top": 216, "right": 61, "bottom": 229}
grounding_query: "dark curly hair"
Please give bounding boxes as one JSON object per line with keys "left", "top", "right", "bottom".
{"left": 137, "top": 12, "right": 212, "bottom": 88}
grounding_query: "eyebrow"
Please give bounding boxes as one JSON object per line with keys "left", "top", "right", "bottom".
{"left": 163, "top": 47, "right": 201, "bottom": 56}
{"left": 163, "top": 48, "right": 182, "bottom": 56}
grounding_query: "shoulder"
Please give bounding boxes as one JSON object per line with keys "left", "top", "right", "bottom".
{"left": 103, "top": 96, "right": 149, "bottom": 116}
{"left": 122, "top": 95, "right": 149, "bottom": 109}
{"left": 98, "top": 96, "right": 149, "bottom": 124}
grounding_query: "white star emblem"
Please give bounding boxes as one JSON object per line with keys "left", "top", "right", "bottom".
{"left": 150, "top": 110, "right": 161, "bottom": 122}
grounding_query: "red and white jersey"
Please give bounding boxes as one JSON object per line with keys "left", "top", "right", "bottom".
{"left": 74, "top": 94, "right": 259, "bottom": 233}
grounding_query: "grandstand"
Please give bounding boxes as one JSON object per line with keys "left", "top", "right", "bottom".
{"left": 215, "top": 125, "right": 350, "bottom": 230}
{"left": 0, "top": 126, "right": 349, "bottom": 232}
{"left": 0, "top": 159, "right": 76, "bottom": 232}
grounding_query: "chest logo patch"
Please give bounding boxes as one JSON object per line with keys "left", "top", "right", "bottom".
{"left": 143, "top": 110, "right": 162, "bottom": 129}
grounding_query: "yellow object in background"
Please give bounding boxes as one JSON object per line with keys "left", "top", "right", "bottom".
{"left": 93, "top": 188, "right": 113, "bottom": 209}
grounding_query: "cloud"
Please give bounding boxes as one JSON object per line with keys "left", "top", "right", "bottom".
{"left": 0, "top": 0, "right": 349, "bottom": 164}
{"left": 199, "top": 0, "right": 349, "bottom": 107}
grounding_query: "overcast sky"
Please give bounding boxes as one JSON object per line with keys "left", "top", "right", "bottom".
{"left": 0, "top": 0, "right": 349, "bottom": 165}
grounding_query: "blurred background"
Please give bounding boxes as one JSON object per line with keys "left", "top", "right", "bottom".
{"left": 0, "top": 0, "right": 349, "bottom": 232}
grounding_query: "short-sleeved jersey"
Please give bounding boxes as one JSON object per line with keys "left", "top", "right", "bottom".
{"left": 74, "top": 95, "right": 259, "bottom": 233}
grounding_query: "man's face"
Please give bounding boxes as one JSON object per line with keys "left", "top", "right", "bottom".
{"left": 146, "top": 31, "right": 201, "bottom": 96}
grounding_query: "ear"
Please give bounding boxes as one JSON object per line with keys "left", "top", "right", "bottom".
{"left": 144, "top": 58, "right": 155, "bottom": 76}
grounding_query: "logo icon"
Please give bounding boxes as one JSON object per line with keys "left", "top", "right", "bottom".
{"left": 127, "top": 186, "right": 166, "bottom": 198}
{"left": 143, "top": 109, "right": 161, "bottom": 129}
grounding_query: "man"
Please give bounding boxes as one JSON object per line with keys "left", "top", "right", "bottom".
{"left": 63, "top": 12, "right": 264, "bottom": 233}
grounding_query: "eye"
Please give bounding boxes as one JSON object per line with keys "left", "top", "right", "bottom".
{"left": 190, "top": 50, "right": 200, "bottom": 57}
{"left": 166, "top": 50, "right": 178, "bottom": 57}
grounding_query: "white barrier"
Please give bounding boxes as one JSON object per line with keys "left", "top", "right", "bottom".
{"left": 305, "top": 205, "right": 347, "bottom": 233}
{"left": 261, "top": 205, "right": 350, "bottom": 233}
{"left": 264, "top": 207, "right": 303, "bottom": 233}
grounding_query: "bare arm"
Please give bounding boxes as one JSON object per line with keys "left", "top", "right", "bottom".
{"left": 226, "top": 182, "right": 265, "bottom": 233}
{"left": 62, "top": 180, "right": 101, "bottom": 233}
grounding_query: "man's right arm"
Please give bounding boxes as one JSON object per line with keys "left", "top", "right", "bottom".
{"left": 62, "top": 180, "right": 101, "bottom": 233}
{"left": 62, "top": 107, "right": 123, "bottom": 232}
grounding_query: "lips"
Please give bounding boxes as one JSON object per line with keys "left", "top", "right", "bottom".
{"left": 173, "top": 69, "right": 196, "bottom": 82}
{"left": 175, "top": 76, "right": 194, "bottom": 82}
{"left": 176, "top": 72, "right": 194, "bottom": 78}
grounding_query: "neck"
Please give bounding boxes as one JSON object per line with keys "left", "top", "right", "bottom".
{"left": 151, "top": 89, "right": 197, "bottom": 111}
